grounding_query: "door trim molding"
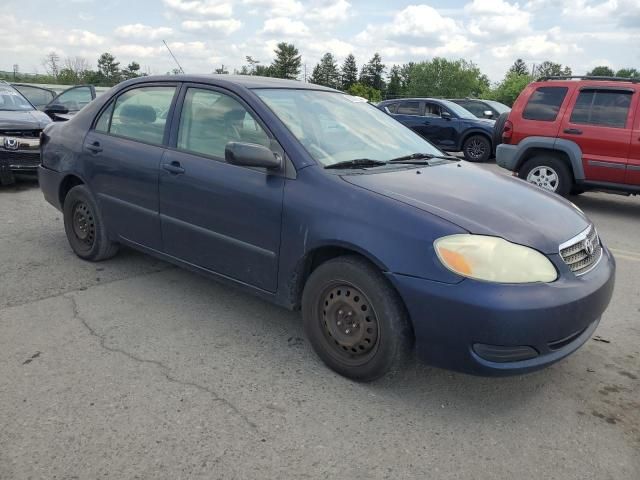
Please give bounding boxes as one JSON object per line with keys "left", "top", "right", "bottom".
{"left": 587, "top": 159, "right": 626, "bottom": 170}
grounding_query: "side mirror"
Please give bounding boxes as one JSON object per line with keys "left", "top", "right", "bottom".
{"left": 44, "top": 104, "right": 69, "bottom": 119}
{"left": 225, "top": 142, "right": 281, "bottom": 170}
{"left": 483, "top": 110, "right": 494, "bottom": 119}
{"left": 441, "top": 111, "right": 452, "bottom": 120}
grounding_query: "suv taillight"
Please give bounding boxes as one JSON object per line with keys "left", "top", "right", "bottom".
{"left": 502, "top": 120, "right": 513, "bottom": 144}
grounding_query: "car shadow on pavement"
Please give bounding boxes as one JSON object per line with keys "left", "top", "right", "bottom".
{"left": 572, "top": 192, "right": 639, "bottom": 219}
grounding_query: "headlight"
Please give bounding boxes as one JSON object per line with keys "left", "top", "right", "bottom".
{"left": 434, "top": 235, "right": 557, "bottom": 283}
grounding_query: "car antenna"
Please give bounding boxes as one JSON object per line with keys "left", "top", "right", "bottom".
{"left": 163, "top": 40, "right": 185, "bottom": 74}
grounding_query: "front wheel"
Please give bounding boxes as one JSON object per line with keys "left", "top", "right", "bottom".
{"left": 63, "top": 185, "right": 119, "bottom": 261}
{"left": 301, "top": 256, "right": 412, "bottom": 382}
{"left": 462, "top": 135, "right": 491, "bottom": 162}
{"left": 519, "top": 155, "right": 572, "bottom": 196}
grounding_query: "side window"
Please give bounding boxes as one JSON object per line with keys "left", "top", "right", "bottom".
{"left": 95, "top": 101, "right": 114, "bottom": 133}
{"left": 177, "top": 88, "right": 270, "bottom": 159}
{"left": 386, "top": 102, "right": 399, "bottom": 113}
{"left": 570, "top": 90, "right": 632, "bottom": 129}
{"left": 397, "top": 101, "right": 421, "bottom": 115}
{"left": 523, "top": 86, "right": 568, "bottom": 121}
{"left": 425, "top": 103, "right": 442, "bottom": 117}
{"left": 109, "top": 86, "right": 176, "bottom": 145}
{"left": 465, "top": 102, "right": 487, "bottom": 117}
{"left": 53, "top": 86, "right": 93, "bottom": 112}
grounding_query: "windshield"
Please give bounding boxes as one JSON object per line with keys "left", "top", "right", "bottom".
{"left": 254, "top": 89, "right": 443, "bottom": 167}
{"left": 483, "top": 100, "right": 511, "bottom": 114}
{"left": 0, "top": 85, "right": 35, "bottom": 111}
{"left": 439, "top": 99, "right": 477, "bottom": 120}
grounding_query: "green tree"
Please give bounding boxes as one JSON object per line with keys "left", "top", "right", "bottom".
{"left": 386, "top": 65, "right": 402, "bottom": 98}
{"left": 509, "top": 59, "right": 529, "bottom": 76}
{"left": 97, "top": 52, "right": 121, "bottom": 85}
{"left": 255, "top": 64, "right": 275, "bottom": 77}
{"left": 347, "top": 83, "right": 382, "bottom": 102}
{"left": 486, "top": 71, "right": 533, "bottom": 106}
{"left": 402, "top": 58, "right": 489, "bottom": 98}
{"left": 615, "top": 68, "right": 639, "bottom": 78}
{"left": 122, "top": 62, "right": 141, "bottom": 80}
{"left": 587, "top": 65, "right": 614, "bottom": 76}
{"left": 534, "top": 61, "right": 571, "bottom": 78}
{"left": 270, "top": 42, "right": 301, "bottom": 80}
{"left": 245, "top": 56, "right": 260, "bottom": 75}
{"left": 340, "top": 53, "right": 358, "bottom": 90}
{"left": 309, "top": 53, "right": 340, "bottom": 88}
{"left": 359, "top": 53, "right": 386, "bottom": 91}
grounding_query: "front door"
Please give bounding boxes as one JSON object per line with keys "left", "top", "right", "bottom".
{"left": 84, "top": 84, "right": 178, "bottom": 251}
{"left": 159, "top": 85, "right": 285, "bottom": 292}
{"left": 559, "top": 87, "right": 633, "bottom": 183}
{"left": 625, "top": 92, "right": 640, "bottom": 186}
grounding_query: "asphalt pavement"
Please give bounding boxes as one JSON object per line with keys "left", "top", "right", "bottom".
{"left": 1, "top": 168, "right": 638, "bottom": 479}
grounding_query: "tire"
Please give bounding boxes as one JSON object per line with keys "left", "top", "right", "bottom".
{"left": 462, "top": 134, "right": 491, "bottom": 162}
{"left": 301, "top": 255, "right": 412, "bottom": 382}
{"left": 518, "top": 155, "right": 573, "bottom": 197}
{"left": 493, "top": 112, "right": 509, "bottom": 148}
{"left": 63, "top": 185, "right": 119, "bottom": 261}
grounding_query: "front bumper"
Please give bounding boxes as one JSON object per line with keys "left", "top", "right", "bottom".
{"left": 387, "top": 247, "right": 616, "bottom": 376}
{"left": 1, "top": 135, "right": 41, "bottom": 183}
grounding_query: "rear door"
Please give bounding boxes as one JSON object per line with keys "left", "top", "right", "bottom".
{"left": 417, "top": 101, "right": 458, "bottom": 150}
{"left": 159, "top": 84, "right": 285, "bottom": 292}
{"left": 559, "top": 87, "right": 634, "bottom": 183}
{"left": 391, "top": 100, "right": 425, "bottom": 134}
{"left": 626, "top": 88, "right": 640, "bottom": 186}
{"left": 83, "top": 83, "right": 178, "bottom": 250}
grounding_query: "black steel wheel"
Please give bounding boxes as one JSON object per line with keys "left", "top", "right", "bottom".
{"left": 302, "top": 255, "right": 412, "bottom": 381}
{"left": 63, "top": 185, "right": 119, "bottom": 261}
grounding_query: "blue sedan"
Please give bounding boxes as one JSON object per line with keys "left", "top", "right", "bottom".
{"left": 39, "top": 75, "right": 615, "bottom": 381}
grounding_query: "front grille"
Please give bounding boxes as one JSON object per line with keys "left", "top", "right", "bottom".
{"left": 0, "top": 151, "right": 40, "bottom": 166}
{"left": 0, "top": 129, "right": 42, "bottom": 138}
{"left": 560, "top": 225, "right": 602, "bottom": 276}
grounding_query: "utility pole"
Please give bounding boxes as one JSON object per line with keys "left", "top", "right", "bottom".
{"left": 162, "top": 40, "right": 185, "bottom": 74}
{"left": 303, "top": 63, "right": 307, "bottom": 83}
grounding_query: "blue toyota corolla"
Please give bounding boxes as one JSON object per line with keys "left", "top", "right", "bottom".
{"left": 39, "top": 75, "right": 615, "bottom": 381}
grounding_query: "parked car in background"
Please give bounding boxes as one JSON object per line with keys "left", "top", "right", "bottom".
{"left": 39, "top": 75, "right": 614, "bottom": 381}
{"left": 496, "top": 76, "right": 640, "bottom": 196}
{"left": 0, "top": 81, "right": 51, "bottom": 185}
{"left": 378, "top": 98, "right": 495, "bottom": 162}
{"left": 12, "top": 84, "right": 98, "bottom": 121}
{"left": 449, "top": 98, "right": 511, "bottom": 120}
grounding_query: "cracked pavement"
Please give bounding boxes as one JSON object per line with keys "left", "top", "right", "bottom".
{"left": 1, "top": 173, "right": 639, "bottom": 479}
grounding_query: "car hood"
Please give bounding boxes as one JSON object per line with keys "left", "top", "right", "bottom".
{"left": 0, "top": 110, "right": 51, "bottom": 130}
{"left": 342, "top": 162, "right": 590, "bottom": 254}
{"left": 463, "top": 117, "right": 495, "bottom": 129}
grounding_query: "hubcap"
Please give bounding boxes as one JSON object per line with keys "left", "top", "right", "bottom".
{"left": 466, "top": 138, "right": 486, "bottom": 160}
{"left": 320, "top": 284, "right": 379, "bottom": 362}
{"left": 72, "top": 201, "right": 96, "bottom": 246}
{"left": 526, "top": 166, "right": 559, "bottom": 192}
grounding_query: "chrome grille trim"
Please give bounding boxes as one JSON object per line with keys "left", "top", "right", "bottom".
{"left": 559, "top": 225, "right": 603, "bottom": 276}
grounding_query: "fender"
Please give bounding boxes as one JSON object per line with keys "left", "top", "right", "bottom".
{"left": 458, "top": 128, "right": 493, "bottom": 151}
{"left": 509, "top": 136, "right": 585, "bottom": 180}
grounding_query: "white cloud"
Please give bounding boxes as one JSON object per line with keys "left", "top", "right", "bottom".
{"left": 66, "top": 30, "right": 105, "bottom": 47}
{"left": 465, "top": 0, "right": 531, "bottom": 37}
{"left": 181, "top": 19, "right": 242, "bottom": 34}
{"left": 115, "top": 24, "right": 174, "bottom": 40}
{"left": 242, "top": 0, "right": 304, "bottom": 17}
{"left": 261, "top": 17, "right": 310, "bottom": 36}
{"left": 162, "top": 0, "right": 233, "bottom": 17}
{"left": 306, "top": 0, "right": 352, "bottom": 22}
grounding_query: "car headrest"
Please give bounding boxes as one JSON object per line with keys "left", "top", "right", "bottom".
{"left": 120, "top": 104, "right": 156, "bottom": 124}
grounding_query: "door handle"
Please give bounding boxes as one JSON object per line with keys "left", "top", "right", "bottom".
{"left": 563, "top": 128, "right": 583, "bottom": 135}
{"left": 85, "top": 141, "right": 102, "bottom": 153}
{"left": 162, "top": 161, "right": 185, "bottom": 174}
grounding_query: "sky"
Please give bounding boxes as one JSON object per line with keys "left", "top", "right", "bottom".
{"left": 1, "top": 0, "right": 639, "bottom": 82}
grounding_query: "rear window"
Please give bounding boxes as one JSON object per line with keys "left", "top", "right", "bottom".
{"left": 523, "top": 86, "right": 568, "bottom": 121}
{"left": 570, "top": 89, "right": 632, "bottom": 129}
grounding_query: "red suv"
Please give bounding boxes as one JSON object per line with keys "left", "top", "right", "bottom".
{"left": 496, "top": 76, "right": 639, "bottom": 196}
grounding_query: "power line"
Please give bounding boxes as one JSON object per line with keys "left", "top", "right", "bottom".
{"left": 162, "top": 40, "right": 185, "bottom": 74}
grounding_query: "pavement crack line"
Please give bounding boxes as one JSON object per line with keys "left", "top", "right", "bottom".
{"left": 64, "top": 294, "right": 261, "bottom": 435}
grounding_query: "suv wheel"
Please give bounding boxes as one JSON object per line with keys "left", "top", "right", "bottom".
{"left": 63, "top": 185, "right": 119, "bottom": 261}
{"left": 462, "top": 135, "right": 491, "bottom": 162}
{"left": 301, "top": 256, "right": 412, "bottom": 382}
{"left": 519, "top": 155, "right": 572, "bottom": 196}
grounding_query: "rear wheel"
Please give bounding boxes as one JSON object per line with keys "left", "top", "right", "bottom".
{"left": 301, "top": 256, "right": 412, "bottom": 382}
{"left": 519, "top": 155, "right": 572, "bottom": 196}
{"left": 63, "top": 185, "right": 119, "bottom": 261}
{"left": 462, "top": 135, "right": 491, "bottom": 162}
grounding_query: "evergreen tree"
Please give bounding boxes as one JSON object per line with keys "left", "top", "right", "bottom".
{"left": 509, "top": 59, "right": 529, "bottom": 76}
{"left": 308, "top": 53, "right": 340, "bottom": 88}
{"left": 534, "top": 61, "right": 571, "bottom": 78}
{"left": 360, "top": 53, "right": 386, "bottom": 92}
{"left": 340, "top": 53, "right": 358, "bottom": 90}
{"left": 271, "top": 43, "right": 302, "bottom": 80}
{"left": 122, "top": 62, "right": 141, "bottom": 80}
{"left": 97, "top": 52, "right": 121, "bottom": 85}
{"left": 386, "top": 65, "right": 402, "bottom": 98}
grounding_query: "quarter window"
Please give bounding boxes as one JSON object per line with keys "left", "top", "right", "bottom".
{"left": 570, "top": 90, "right": 632, "bottom": 128}
{"left": 108, "top": 86, "right": 176, "bottom": 145}
{"left": 54, "top": 86, "right": 93, "bottom": 112}
{"left": 177, "top": 88, "right": 270, "bottom": 159}
{"left": 95, "top": 101, "right": 114, "bottom": 133}
{"left": 523, "top": 86, "right": 568, "bottom": 121}
{"left": 397, "top": 101, "right": 421, "bottom": 115}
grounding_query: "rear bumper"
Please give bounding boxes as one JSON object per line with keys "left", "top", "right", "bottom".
{"left": 38, "top": 165, "right": 64, "bottom": 211}
{"left": 496, "top": 144, "right": 519, "bottom": 171}
{"left": 387, "top": 247, "right": 616, "bottom": 376}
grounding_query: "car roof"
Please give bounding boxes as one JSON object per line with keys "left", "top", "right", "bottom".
{"left": 532, "top": 79, "right": 639, "bottom": 89}
{"left": 124, "top": 74, "right": 340, "bottom": 92}
{"left": 381, "top": 98, "right": 449, "bottom": 104}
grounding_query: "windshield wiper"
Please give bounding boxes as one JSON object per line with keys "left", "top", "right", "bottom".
{"left": 324, "top": 158, "right": 388, "bottom": 169}
{"left": 388, "top": 153, "right": 457, "bottom": 163}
